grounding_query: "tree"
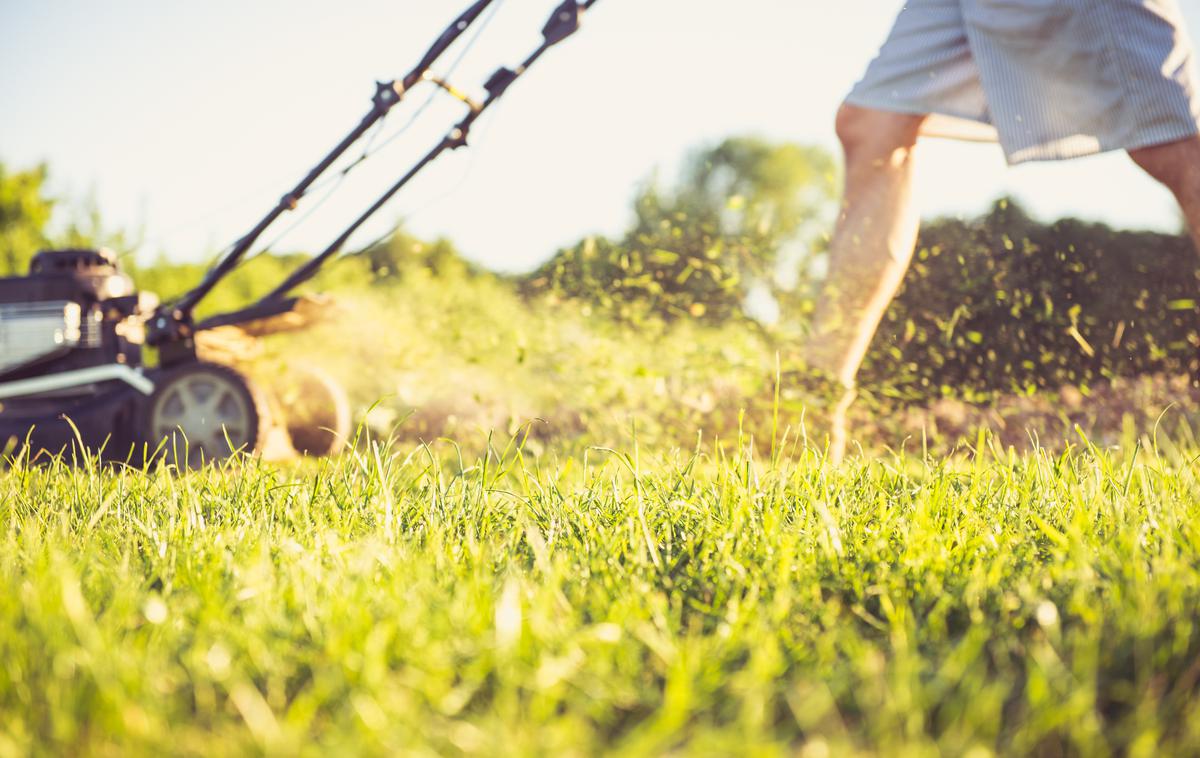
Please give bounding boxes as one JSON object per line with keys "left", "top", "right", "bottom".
{"left": 0, "top": 162, "right": 135, "bottom": 276}
{"left": 525, "top": 137, "right": 838, "bottom": 322}
{"left": 358, "top": 226, "right": 480, "bottom": 282}
{"left": 0, "top": 163, "right": 53, "bottom": 275}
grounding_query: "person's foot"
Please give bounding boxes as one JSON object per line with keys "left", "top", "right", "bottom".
{"left": 774, "top": 361, "right": 857, "bottom": 464}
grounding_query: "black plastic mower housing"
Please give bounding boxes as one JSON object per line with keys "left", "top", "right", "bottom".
{"left": 0, "top": 248, "right": 153, "bottom": 459}
{"left": 0, "top": 382, "right": 147, "bottom": 462}
{"left": 0, "top": 248, "right": 143, "bottom": 382}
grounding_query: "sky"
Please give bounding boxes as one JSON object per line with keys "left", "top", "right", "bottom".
{"left": 2, "top": 0, "right": 1199, "bottom": 273}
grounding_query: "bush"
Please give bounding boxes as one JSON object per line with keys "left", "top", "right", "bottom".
{"left": 523, "top": 232, "right": 745, "bottom": 323}
{"left": 862, "top": 200, "right": 1200, "bottom": 401}
{"left": 131, "top": 226, "right": 485, "bottom": 319}
{"left": 523, "top": 138, "right": 837, "bottom": 323}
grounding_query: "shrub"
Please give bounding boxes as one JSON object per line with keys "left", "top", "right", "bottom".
{"left": 523, "top": 137, "right": 837, "bottom": 323}
{"left": 862, "top": 200, "right": 1200, "bottom": 401}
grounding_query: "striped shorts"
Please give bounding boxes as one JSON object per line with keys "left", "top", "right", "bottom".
{"left": 846, "top": 0, "right": 1200, "bottom": 164}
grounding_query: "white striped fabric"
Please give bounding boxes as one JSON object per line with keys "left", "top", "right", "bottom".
{"left": 846, "top": 0, "right": 1200, "bottom": 164}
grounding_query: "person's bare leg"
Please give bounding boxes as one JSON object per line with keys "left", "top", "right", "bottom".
{"left": 806, "top": 105, "right": 928, "bottom": 385}
{"left": 800, "top": 104, "right": 928, "bottom": 460}
{"left": 1129, "top": 134, "right": 1200, "bottom": 251}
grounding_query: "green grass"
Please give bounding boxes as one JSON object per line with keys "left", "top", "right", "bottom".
{"left": 3, "top": 268, "right": 1199, "bottom": 755}
{"left": 243, "top": 271, "right": 1199, "bottom": 459}
{"left": 3, "top": 433, "right": 1199, "bottom": 756}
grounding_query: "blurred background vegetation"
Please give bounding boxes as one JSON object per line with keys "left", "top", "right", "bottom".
{"left": 3, "top": 138, "right": 1198, "bottom": 453}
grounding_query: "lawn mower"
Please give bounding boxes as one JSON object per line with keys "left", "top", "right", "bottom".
{"left": 0, "top": 0, "right": 600, "bottom": 466}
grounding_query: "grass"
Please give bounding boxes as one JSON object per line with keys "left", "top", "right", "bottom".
{"left": 3, "top": 268, "right": 1199, "bottom": 755}
{"left": 248, "top": 268, "right": 773, "bottom": 456}
{"left": 240, "top": 270, "right": 1200, "bottom": 459}
{"left": 2, "top": 430, "right": 1199, "bottom": 756}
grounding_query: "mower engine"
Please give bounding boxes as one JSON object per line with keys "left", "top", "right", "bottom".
{"left": 0, "top": 249, "right": 347, "bottom": 466}
{"left": 0, "top": 249, "right": 143, "bottom": 374}
{"left": 0, "top": 249, "right": 156, "bottom": 458}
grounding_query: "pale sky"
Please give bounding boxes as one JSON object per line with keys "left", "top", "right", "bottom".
{"left": 2, "top": 0, "right": 1199, "bottom": 272}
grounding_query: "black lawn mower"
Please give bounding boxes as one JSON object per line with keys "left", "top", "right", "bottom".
{"left": 0, "top": 0, "right": 600, "bottom": 466}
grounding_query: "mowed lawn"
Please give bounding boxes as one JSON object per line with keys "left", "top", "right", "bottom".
{"left": 2, "top": 437, "right": 1199, "bottom": 756}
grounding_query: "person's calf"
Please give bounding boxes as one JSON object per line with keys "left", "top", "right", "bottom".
{"left": 807, "top": 106, "right": 927, "bottom": 386}
{"left": 1129, "top": 134, "right": 1200, "bottom": 250}
{"left": 792, "top": 105, "right": 929, "bottom": 457}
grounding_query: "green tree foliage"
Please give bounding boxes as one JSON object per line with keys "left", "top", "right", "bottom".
{"left": 359, "top": 226, "right": 483, "bottom": 282}
{"left": 56, "top": 190, "right": 136, "bottom": 255}
{"left": 130, "top": 226, "right": 480, "bottom": 319}
{"left": 863, "top": 198, "right": 1200, "bottom": 400}
{"left": 524, "top": 137, "right": 837, "bottom": 321}
{"left": 129, "top": 253, "right": 329, "bottom": 319}
{"left": 0, "top": 162, "right": 134, "bottom": 276}
{"left": 0, "top": 162, "right": 53, "bottom": 275}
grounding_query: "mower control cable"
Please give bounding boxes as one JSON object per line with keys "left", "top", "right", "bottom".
{"left": 148, "top": 0, "right": 501, "bottom": 352}
{"left": 195, "top": 0, "right": 603, "bottom": 333}
{"left": 249, "top": 0, "right": 508, "bottom": 260}
{"left": 251, "top": 0, "right": 601, "bottom": 307}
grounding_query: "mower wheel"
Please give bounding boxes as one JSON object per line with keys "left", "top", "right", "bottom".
{"left": 272, "top": 364, "right": 351, "bottom": 457}
{"left": 141, "top": 362, "right": 268, "bottom": 467}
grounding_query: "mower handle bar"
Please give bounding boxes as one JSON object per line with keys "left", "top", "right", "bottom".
{"left": 167, "top": 0, "right": 500, "bottom": 321}
{"left": 251, "top": 0, "right": 598, "bottom": 305}
{"left": 190, "top": 0, "right": 601, "bottom": 334}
